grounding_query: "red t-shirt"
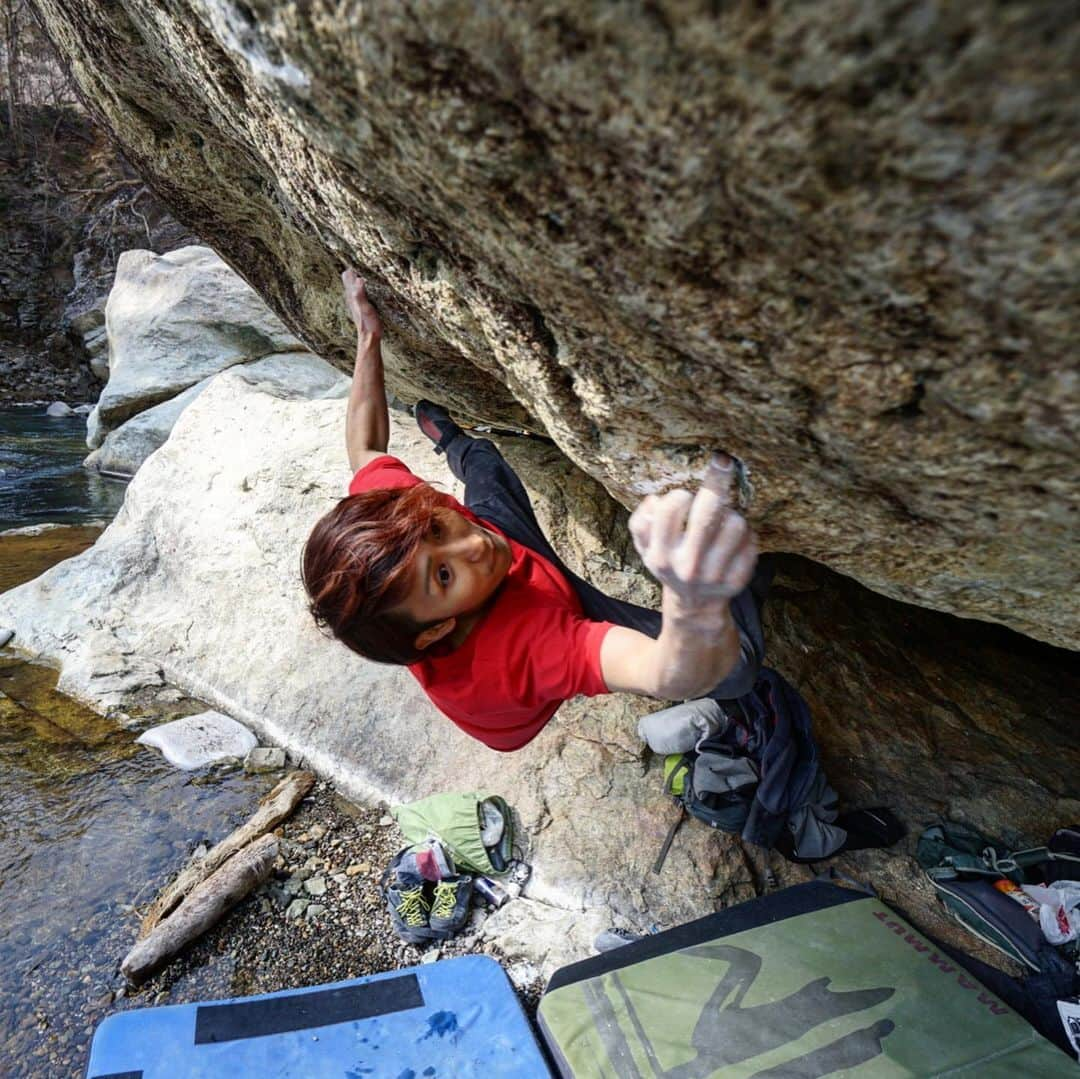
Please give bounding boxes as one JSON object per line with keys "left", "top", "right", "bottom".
{"left": 348, "top": 456, "right": 613, "bottom": 751}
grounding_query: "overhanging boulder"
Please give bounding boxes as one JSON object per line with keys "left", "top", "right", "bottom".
{"left": 31, "top": 3, "right": 1078, "bottom": 647}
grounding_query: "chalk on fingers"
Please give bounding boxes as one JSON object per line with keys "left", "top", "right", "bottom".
{"left": 703, "top": 452, "right": 735, "bottom": 497}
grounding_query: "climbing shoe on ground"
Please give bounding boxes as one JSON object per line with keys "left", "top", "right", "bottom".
{"left": 381, "top": 848, "right": 438, "bottom": 945}
{"left": 834, "top": 807, "right": 906, "bottom": 852}
{"left": 414, "top": 400, "right": 464, "bottom": 455}
{"left": 428, "top": 873, "right": 474, "bottom": 937}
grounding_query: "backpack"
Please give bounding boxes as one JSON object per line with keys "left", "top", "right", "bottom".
{"left": 653, "top": 668, "right": 843, "bottom": 872}
{"left": 917, "top": 821, "right": 1080, "bottom": 976}
{"left": 391, "top": 791, "right": 514, "bottom": 875}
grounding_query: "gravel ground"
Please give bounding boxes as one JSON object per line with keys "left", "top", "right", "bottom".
{"left": 99, "top": 775, "right": 549, "bottom": 1071}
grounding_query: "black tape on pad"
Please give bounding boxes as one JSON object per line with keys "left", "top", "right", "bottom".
{"left": 193, "top": 974, "right": 425, "bottom": 1044}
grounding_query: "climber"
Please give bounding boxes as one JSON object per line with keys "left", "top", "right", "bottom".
{"left": 302, "top": 269, "right": 770, "bottom": 752}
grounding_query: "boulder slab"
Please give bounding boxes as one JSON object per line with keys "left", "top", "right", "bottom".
{"left": 95, "top": 245, "right": 306, "bottom": 435}
{"left": 85, "top": 350, "right": 348, "bottom": 476}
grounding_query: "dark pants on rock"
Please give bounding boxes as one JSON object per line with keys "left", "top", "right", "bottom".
{"left": 444, "top": 432, "right": 771, "bottom": 701}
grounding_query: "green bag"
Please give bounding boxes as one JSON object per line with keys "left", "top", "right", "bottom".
{"left": 391, "top": 791, "right": 513, "bottom": 876}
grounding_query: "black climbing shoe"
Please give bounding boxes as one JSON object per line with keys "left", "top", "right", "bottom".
{"left": 833, "top": 807, "right": 906, "bottom": 853}
{"left": 414, "top": 400, "right": 464, "bottom": 455}
{"left": 775, "top": 807, "right": 906, "bottom": 865}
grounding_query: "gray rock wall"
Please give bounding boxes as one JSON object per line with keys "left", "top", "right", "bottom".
{"left": 29, "top": 0, "right": 1078, "bottom": 646}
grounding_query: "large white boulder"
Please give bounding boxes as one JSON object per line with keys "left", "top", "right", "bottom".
{"left": 0, "top": 371, "right": 779, "bottom": 976}
{"left": 92, "top": 245, "right": 307, "bottom": 439}
{"left": 85, "top": 351, "right": 348, "bottom": 476}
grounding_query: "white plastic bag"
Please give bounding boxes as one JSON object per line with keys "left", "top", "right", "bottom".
{"left": 1021, "top": 880, "right": 1080, "bottom": 945}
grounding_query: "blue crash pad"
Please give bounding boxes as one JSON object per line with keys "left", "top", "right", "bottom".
{"left": 85, "top": 955, "right": 552, "bottom": 1078}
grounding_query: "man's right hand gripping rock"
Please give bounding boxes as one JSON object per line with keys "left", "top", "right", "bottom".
{"left": 600, "top": 454, "right": 758, "bottom": 701}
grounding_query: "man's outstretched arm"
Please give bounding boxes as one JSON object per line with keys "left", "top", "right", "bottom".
{"left": 600, "top": 455, "right": 758, "bottom": 701}
{"left": 342, "top": 268, "right": 389, "bottom": 472}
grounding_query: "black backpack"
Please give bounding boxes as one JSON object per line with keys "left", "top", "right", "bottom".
{"left": 918, "top": 822, "right": 1080, "bottom": 976}
{"left": 653, "top": 669, "right": 840, "bottom": 872}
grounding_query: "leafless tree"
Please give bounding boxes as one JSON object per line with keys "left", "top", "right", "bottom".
{"left": 2, "top": 0, "right": 24, "bottom": 161}
{"left": 1, "top": 0, "right": 79, "bottom": 163}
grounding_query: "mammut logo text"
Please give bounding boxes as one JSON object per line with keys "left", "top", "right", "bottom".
{"left": 872, "top": 911, "right": 1009, "bottom": 1015}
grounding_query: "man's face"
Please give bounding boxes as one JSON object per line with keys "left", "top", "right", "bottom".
{"left": 392, "top": 506, "right": 512, "bottom": 646}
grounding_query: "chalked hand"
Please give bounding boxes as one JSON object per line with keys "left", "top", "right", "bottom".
{"left": 628, "top": 454, "right": 758, "bottom": 605}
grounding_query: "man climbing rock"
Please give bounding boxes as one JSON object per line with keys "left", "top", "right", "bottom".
{"left": 302, "top": 269, "right": 769, "bottom": 752}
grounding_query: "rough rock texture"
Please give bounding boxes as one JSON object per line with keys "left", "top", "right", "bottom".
{"left": 1, "top": 375, "right": 1075, "bottom": 971}
{"left": 29, "top": 0, "right": 1079, "bottom": 646}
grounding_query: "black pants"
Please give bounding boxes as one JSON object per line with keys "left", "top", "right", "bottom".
{"left": 445, "top": 433, "right": 770, "bottom": 701}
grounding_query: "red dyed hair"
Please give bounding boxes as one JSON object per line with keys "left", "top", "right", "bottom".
{"left": 302, "top": 483, "right": 446, "bottom": 664}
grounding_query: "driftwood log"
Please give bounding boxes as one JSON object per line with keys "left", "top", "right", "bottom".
{"left": 138, "top": 769, "right": 314, "bottom": 939}
{"left": 121, "top": 833, "right": 279, "bottom": 985}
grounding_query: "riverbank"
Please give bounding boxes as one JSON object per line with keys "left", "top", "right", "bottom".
{"left": 0, "top": 343, "right": 98, "bottom": 406}
{"left": 13, "top": 767, "right": 543, "bottom": 1078}
{"left": 113, "top": 780, "right": 546, "bottom": 1024}
{"left": 0, "top": 525, "right": 544, "bottom": 1078}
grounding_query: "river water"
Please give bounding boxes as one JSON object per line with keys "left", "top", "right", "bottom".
{"left": 0, "top": 405, "right": 127, "bottom": 532}
{"left": 0, "top": 405, "right": 276, "bottom": 1076}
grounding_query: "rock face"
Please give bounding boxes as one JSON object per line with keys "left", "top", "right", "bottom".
{"left": 0, "top": 374, "right": 1075, "bottom": 972}
{"left": 30, "top": 1, "right": 1078, "bottom": 648}
{"left": 93, "top": 247, "right": 307, "bottom": 432}
{"left": 84, "top": 351, "right": 348, "bottom": 477}
{"left": 84, "top": 246, "right": 348, "bottom": 474}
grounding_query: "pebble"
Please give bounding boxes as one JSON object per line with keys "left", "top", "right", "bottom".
{"left": 304, "top": 877, "right": 327, "bottom": 898}
{"left": 420, "top": 949, "right": 441, "bottom": 964}
{"left": 378, "top": 815, "right": 394, "bottom": 827}
{"left": 345, "top": 863, "right": 369, "bottom": 876}
{"left": 308, "top": 823, "right": 328, "bottom": 840}
{"left": 332, "top": 873, "right": 349, "bottom": 885}
{"left": 244, "top": 747, "right": 286, "bottom": 774}
{"left": 305, "top": 904, "right": 327, "bottom": 920}
{"left": 282, "top": 877, "right": 304, "bottom": 898}
{"left": 285, "top": 898, "right": 309, "bottom": 920}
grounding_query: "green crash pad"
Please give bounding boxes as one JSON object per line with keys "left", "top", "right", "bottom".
{"left": 538, "top": 881, "right": 1073, "bottom": 1077}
